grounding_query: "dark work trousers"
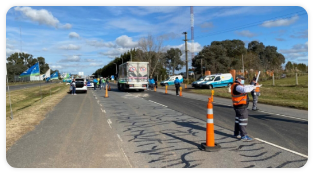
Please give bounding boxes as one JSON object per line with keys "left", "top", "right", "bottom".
{"left": 251, "top": 92, "right": 259, "bottom": 110}
{"left": 94, "top": 82, "right": 97, "bottom": 90}
{"left": 175, "top": 84, "right": 180, "bottom": 95}
{"left": 234, "top": 108, "right": 249, "bottom": 137}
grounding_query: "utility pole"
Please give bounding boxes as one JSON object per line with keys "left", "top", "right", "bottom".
{"left": 183, "top": 32, "right": 189, "bottom": 80}
{"left": 130, "top": 54, "right": 132, "bottom": 62}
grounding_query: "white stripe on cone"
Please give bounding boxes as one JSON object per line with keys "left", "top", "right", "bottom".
{"left": 207, "top": 109, "right": 213, "bottom": 114}
{"left": 207, "top": 119, "right": 214, "bottom": 123}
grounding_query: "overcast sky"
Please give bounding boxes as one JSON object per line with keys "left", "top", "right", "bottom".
{"left": 6, "top": 6, "right": 308, "bottom": 75}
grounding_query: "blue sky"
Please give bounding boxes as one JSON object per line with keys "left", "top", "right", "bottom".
{"left": 6, "top": 6, "right": 308, "bottom": 75}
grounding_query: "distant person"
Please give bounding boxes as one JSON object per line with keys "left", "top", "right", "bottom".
{"left": 149, "top": 76, "right": 155, "bottom": 90}
{"left": 97, "top": 77, "right": 100, "bottom": 88}
{"left": 71, "top": 79, "right": 76, "bottom": 95}
{"left": 101, "top": 77, "right": 105, "bottom": 90}
{"left": 174, "top": 77, "right": 180, "bottom": 96}
{"left": 106, "top": 77, "right": 110, "bottom": 88}
{"left": 250, "top": 77, "right": 261, "bottom": 111}
{"left": 231, "top": 75, "right": 261, "bottom": 141}
{"left": 93, "top": 78, "right": 98, "bottom": 90}
{"left": 99, "top": 77, "right": 102, "bottom": 89}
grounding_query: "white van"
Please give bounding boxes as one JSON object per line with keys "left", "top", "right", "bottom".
{"left": 200, "top": 73, "right": 233, "bottom": 89}
{"left": 160, "top": 75, "right": 183, "bottom": 86}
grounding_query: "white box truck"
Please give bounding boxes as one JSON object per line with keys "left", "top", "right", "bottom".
{"left": 117, "top": 61, "right": 149, "bottom": 91}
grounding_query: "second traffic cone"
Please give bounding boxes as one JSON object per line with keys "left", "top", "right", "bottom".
{"left": 108, "top": 85, "right": 111, "bottom": 91}
{"left": 185, "top": 84, "right": 187, "bottom": 89}
{"left": 180, "top": 87, "right": 182, "bottom": 96}
{"left": 154, "top": 86, "right": 156, "bottom": 92}
{"left": 200, "top": 97, "right": 221, "bottom": 152}
{"left": 105, "top": 85, "right": 108, "bottom": 98}
{"left": 165, "top": 85, "right": 168, "bottom": 94}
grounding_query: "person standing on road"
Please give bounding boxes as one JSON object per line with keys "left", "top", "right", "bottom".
{"left": 101, "top": 78, "right": 105, "bottom": 89}
{"left": 231, "top": 75, "right": 260, "bottom": 141}
{"left": 71, "top": 79, "right": 76, "bottom": 95}
{"left": 149, "top": 76, "right": 155, "bottom": 90}
{"left": 93, "top": 78, "right": 98, "bottom": 90}
{"left": 99, "top": 77, "right": 102, "bottom": 89}
{"left": 174, "top": 77, "right": 180, "bottom": 96}
{"left": 106, "top": 77, "right": 110, "bottom": 89}
{"left": 250, "top": 77, "right": 261, "bottom": 111}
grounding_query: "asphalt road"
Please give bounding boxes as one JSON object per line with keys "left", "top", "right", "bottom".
{"left": 6, "top": 83, "right": 308, "bottom": 168}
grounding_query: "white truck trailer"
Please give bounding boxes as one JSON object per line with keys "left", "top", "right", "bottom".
{"left": 117, "top": 61, "right": 149, "bottom": 91}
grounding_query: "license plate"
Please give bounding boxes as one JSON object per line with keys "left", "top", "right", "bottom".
{"left": 134, "top": 84, "right": 141, "bottom": 87}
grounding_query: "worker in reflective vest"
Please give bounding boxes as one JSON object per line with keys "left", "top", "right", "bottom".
{"left": 250, "top": 77, "right": 261, "bottom": 111}
{"left": 231, "top": 75, "right": 260, "bottom": 141}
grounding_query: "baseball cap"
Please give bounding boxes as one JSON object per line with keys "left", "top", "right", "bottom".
{"left": 236, "top": 75, "right": 246, "bottom": 80}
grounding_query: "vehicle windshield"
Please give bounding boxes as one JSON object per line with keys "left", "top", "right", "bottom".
{"left": 205, "top": 76, "right": 215, "bottom": 81}
{"left": 197, "top": 76, "right": 205, "bottom": 81}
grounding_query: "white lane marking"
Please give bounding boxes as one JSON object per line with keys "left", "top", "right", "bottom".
{"left": 117, "top": 134, "right": 123, "bottom": 142}
{"left": 120, "top": 147, "right": 132, "bottom": 168}
{"left": 257, "top": 111, "right": 307, "bottom": 121}
{"left": 148, "top": 100, "right": 168, "bottom": 107}
{"left": 107, "top": 119, "right": 112, "bottom": 128}
{"left": 255, "top": 138, "right": 308, "bottom": 158}
{"left": 213, "top": 102, "right": 307, "bottom": 121}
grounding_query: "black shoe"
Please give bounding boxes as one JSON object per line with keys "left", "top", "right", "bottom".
{"left": 252, "top": 108, "right": 259, "bottom": 111}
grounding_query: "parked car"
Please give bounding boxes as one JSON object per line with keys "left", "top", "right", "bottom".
{"left": 281, "top": 74, "right": 286, "bottom": 78}
{"left": 192, "top": 75, "right": 211, "bottom": 88}
{"left": 70, "top": 78, "right": 87, "bottom": 93}
{"left": 200, "top": 73, "right": 233, "bottom": 89}
{"left": 160, "top": 75, "right": 183, "bottom": 86}
{"left": 86, "top": 79, "right": 94, "bottom": 88}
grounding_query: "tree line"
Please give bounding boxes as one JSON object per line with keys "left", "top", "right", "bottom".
{"left": 93, "top": 36, "right": 307, "bottom": 79}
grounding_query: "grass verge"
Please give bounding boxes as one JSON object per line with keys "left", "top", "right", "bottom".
{"left": 6, "top": 83, "right": 69, "bottom": 151}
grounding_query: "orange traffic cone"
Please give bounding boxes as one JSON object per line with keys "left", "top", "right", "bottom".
{"left": 108, "top": 85, "right": 111, "bottom": 91}
{"left": 180, "top": 87, "right": 182, "bottom": 96}
{"left": 201, "top": 97, "right": 221, "bottom": 152}
{"left": 165, "top": 85, "right": 168, "bottom": 94}
{"left": 185, "top": 84, "right": 187, "bottom": 89}
{"left": 154, "top": 86, "right": 156, "bottom": 92}
{"left": 105, "top": 85, "right": 108, "bottom": 98}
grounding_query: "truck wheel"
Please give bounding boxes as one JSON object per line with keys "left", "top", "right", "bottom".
{"left": 165, "top": 83, "right": 168, "bottom": 86}
{"left": 227, "top": 83, "right": 232, "bottom": 87}
{"left": 208, "top": 85, "right": 213, "bottom": 89}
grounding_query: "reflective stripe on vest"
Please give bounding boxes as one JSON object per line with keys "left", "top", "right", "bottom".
{"left": 231, "top": 82, "right": 248, "bottom": 106}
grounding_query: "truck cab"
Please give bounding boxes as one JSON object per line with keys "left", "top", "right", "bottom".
{"left": 160, "top": 75, "right": 183, "bottom": 86}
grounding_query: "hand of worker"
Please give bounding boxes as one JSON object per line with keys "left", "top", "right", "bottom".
{"left": 256, "top": 84, "right": 262, "bottom": 88}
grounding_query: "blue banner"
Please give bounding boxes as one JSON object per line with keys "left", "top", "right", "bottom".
{"left": 19, "top": 62, "right": 39, "bottom": 77}
{"left": 50, "top": 71, "right": 59, "bottom": 80}
{"left": 30, "top": 62, "right": 40, "bottom": 76}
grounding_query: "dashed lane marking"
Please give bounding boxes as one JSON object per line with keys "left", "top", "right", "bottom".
{"left": 148, "top": 100, "right": 168, "bottom": 107}
{"left": 107, "top": 119, "right": 112, "bottom": 128}
{"left": 117, "top": 134, "right": 123, "bottom": 142}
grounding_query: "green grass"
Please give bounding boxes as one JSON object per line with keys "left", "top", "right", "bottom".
{"left": 6, "top": 83, "right": 68, "bottom": 118}
{"left": 191, "top": 75, "right": 308, "bottom": 110}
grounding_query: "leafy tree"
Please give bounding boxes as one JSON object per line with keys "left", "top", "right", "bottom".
{"left": 248, "top": 41, "right": 265, "bottom": 56}
{"left": 164, "top": 48, "right": 184, "bottom": 75}
{"left": 285, "top": 61, "right": 293, "bottom": 71}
